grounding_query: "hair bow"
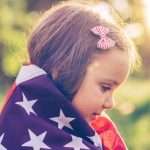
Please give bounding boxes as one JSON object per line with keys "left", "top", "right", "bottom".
{"left": 91, "top": 25, "right": 115, "bottom": 50}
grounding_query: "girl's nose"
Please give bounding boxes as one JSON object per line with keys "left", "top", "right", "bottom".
{"left": 103, "top": 96, "right": 115, "bottom": 109}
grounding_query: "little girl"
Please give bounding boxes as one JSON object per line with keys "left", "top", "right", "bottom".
{"left": 0, "top": 1, "right": 139, "bottom": 150}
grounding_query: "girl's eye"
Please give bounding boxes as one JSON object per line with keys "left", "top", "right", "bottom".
{"left": 100, "top": 85, "right": 111, "bottom": 93}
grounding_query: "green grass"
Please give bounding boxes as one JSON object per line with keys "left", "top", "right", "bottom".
{"left": 116, "top": 78, "right": 150, "bottom": 103}
{"left": 0, "top": 82, "right": 10, "bottom": 110}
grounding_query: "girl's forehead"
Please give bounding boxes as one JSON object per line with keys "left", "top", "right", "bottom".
{"left": 89, "top": 49, "right": 129, "bottom": 68}
{"left": 87, "top": 49, "right": 130, "bottom": 84}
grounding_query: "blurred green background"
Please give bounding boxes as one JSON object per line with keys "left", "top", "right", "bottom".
{"left": 0, "top": 0, "right": 150, "bottom": 149}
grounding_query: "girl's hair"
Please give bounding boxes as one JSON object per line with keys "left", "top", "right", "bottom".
{"left": 27, "top": 1, "right": 140, "bottom": 100}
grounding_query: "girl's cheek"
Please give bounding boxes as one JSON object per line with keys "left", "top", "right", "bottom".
{"left": 94, "top": 87, "right": 105, "bottom": 100}
{"left": 96, "top": 85, "right": 104, "bottom": 95}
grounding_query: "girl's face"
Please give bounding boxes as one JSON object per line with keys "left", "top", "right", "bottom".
{"left": 72, "top": 48, "right": 130, "bottom": 122}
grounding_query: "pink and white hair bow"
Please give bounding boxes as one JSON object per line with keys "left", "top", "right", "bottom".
{"left": 91, "top": 25, "right": 115, "bottom": 50}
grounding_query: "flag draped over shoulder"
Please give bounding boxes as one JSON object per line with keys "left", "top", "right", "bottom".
{"left": 0, "top": 64, "right": 127, "bottom": 150}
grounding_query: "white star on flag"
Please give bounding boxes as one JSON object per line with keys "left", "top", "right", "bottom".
{"left": 88, "top": 132, "right": 103, "bottom": 149}
{"left": 0, "top": 133, "right": 7, "bottom": 150}
{"left": 64, "top": 135, "right": 89, "bottom": 150}
{"left": 16, "top": 92, "right": 38, "bottom": 115}
{"left": 22, "top": 129, "right": 51, "bottom": 150}
{"left": 49, "top": 109, "right": 75, "bottom": 130}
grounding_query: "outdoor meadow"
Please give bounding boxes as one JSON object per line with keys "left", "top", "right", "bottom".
{"left": 0, "top": 0, "right": 150, "bottom": 149}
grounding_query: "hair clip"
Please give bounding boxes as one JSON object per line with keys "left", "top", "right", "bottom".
{"left": 91, "top": 25, "right": 115, "bottom": 50}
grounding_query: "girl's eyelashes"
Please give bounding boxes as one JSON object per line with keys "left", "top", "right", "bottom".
{"left": 100, "top": 84, "right": 112, "bottom": 93}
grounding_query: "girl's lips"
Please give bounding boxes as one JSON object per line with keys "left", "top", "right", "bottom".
{"left": 90, "top": 112, "right": 101, "bottom": 120}
{"left": 92, "top": 112, "right": 102, "bottom": 116}
{"left": 89, "top": 112, "right": 103, "bottom": 121}
{"left": 93, "top": 112, "right": 99, "bottom": 115}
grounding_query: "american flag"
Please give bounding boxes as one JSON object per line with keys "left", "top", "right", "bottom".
{"left": 0, "top": 64, "right": 104, "bottom": 150}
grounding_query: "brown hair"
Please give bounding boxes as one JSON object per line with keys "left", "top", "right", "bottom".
{"left": 27, "top": 1, "right": 139, "bottom": 100}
